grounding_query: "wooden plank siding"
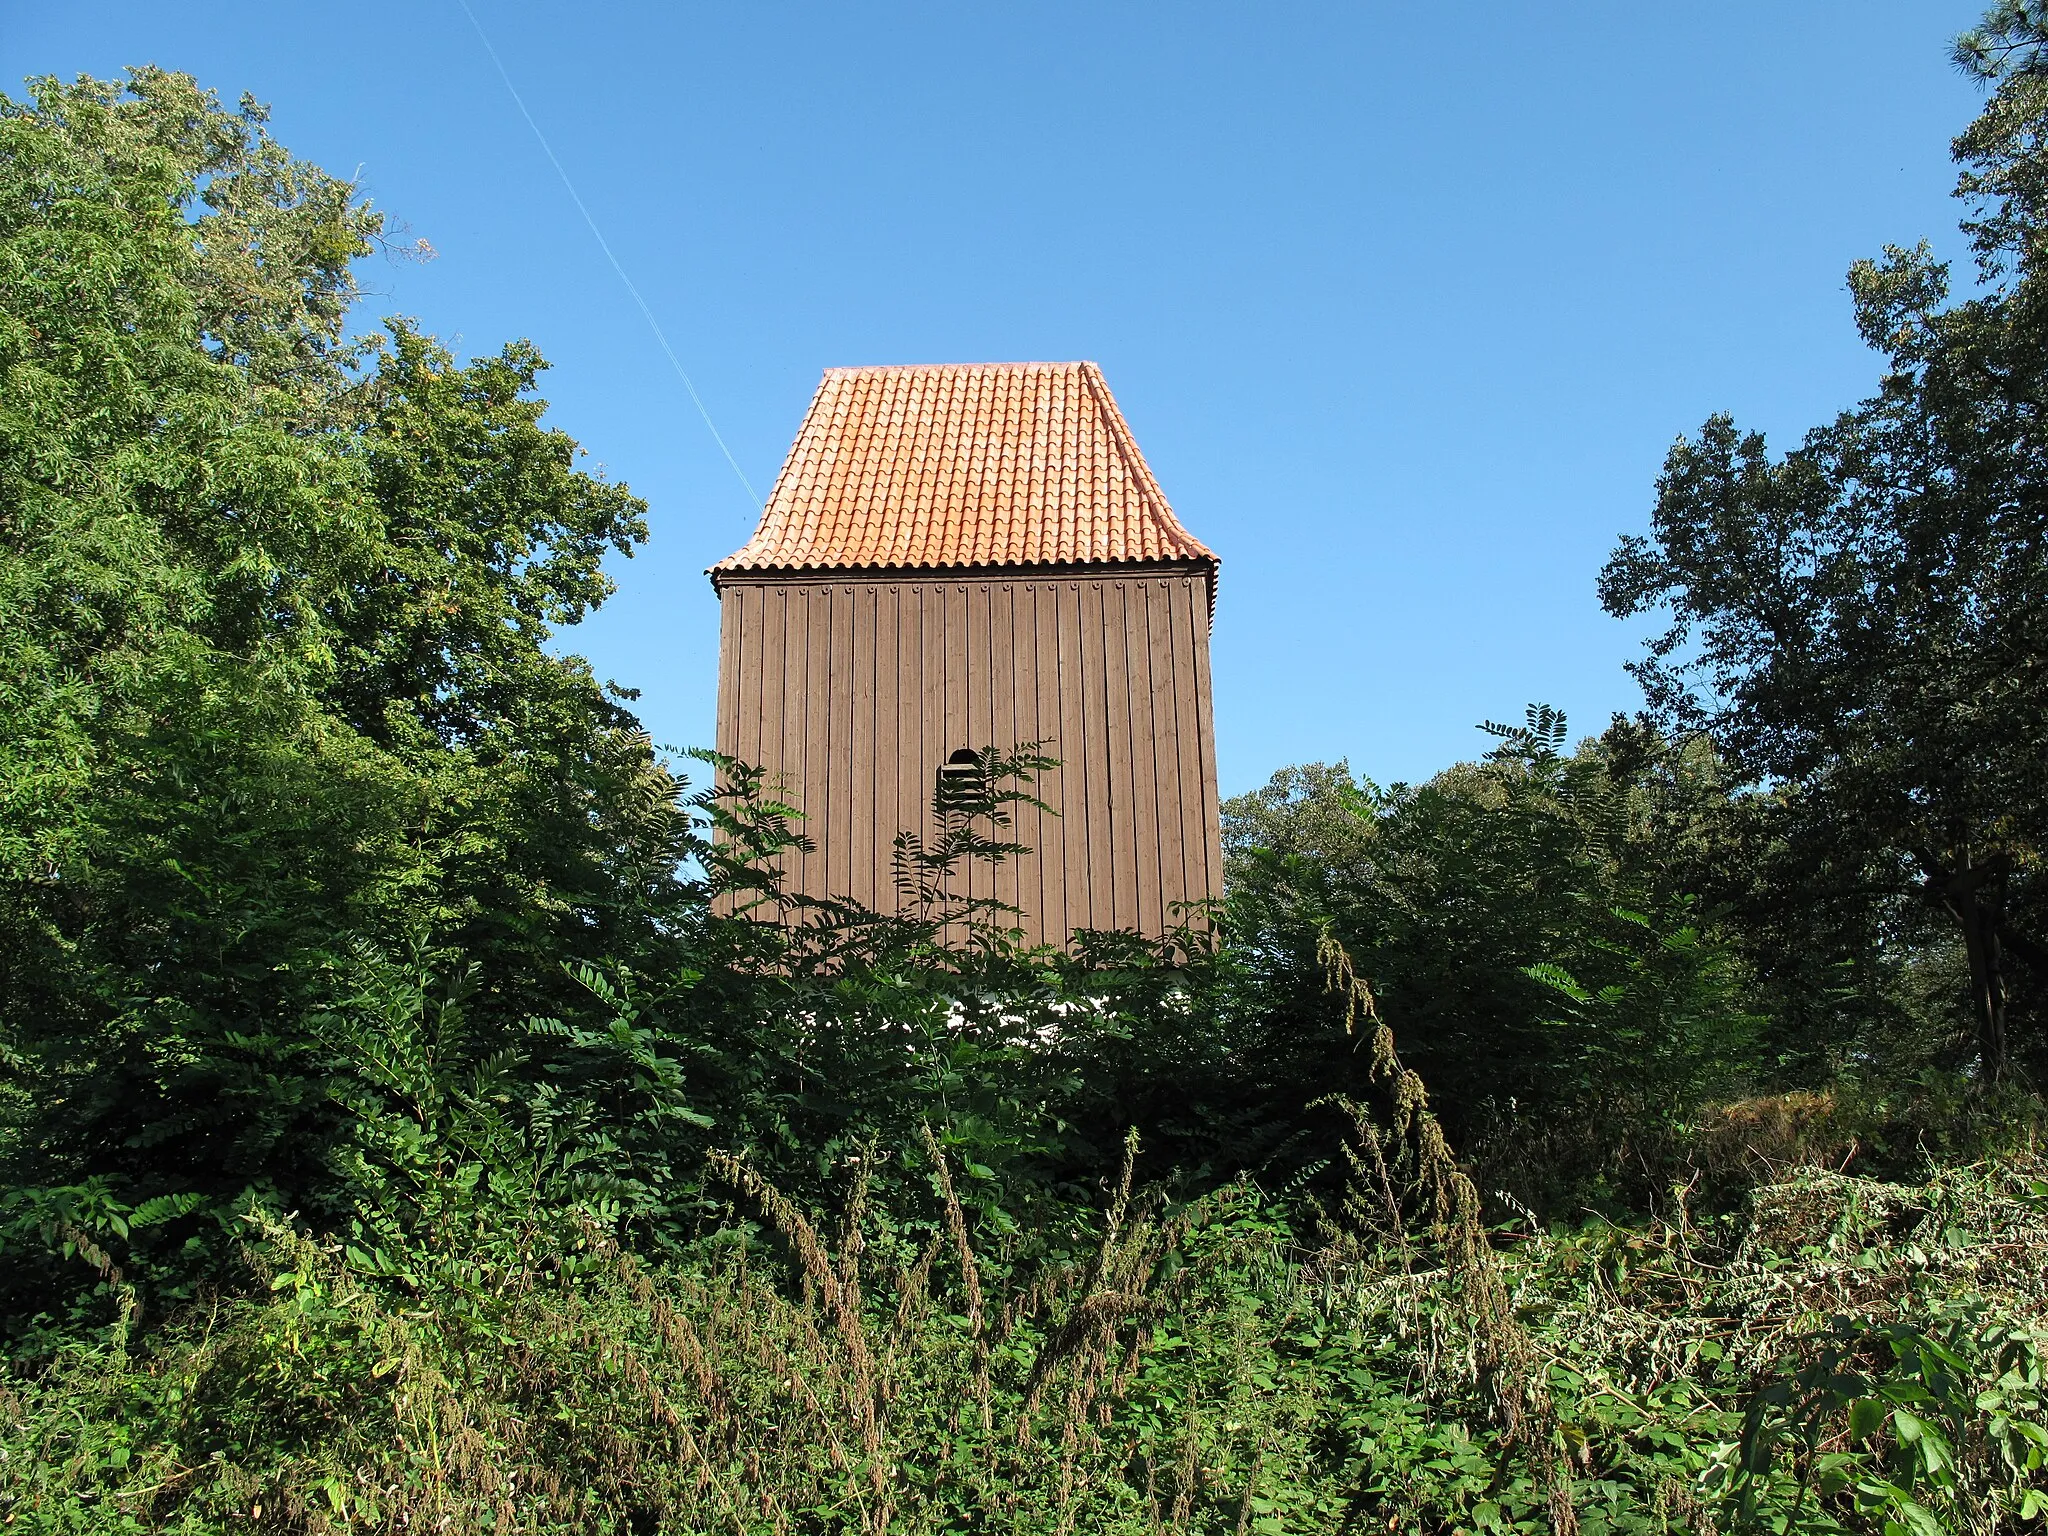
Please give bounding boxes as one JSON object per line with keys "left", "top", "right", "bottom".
{"left": 713, "top": 566, "right": 1220, "bottom": 946}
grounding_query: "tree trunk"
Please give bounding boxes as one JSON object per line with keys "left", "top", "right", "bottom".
{"left": 1941, "top": 855, "right": 2010, "bottom": 1084}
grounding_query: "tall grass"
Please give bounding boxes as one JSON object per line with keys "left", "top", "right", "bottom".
{"left": 13, "top": 1100, "right": 2048, "bottom": 1532}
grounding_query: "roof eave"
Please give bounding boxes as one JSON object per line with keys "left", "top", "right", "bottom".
{"left": 708, "top": 554, "right": 1219, "bottom": 624}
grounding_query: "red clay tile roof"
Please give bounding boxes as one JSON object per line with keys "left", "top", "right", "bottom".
{"left": 712, "top": 362, "right": 1216, "bottom": 579}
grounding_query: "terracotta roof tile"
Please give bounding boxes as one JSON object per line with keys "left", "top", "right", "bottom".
{"left": 711, "top": 362, "right": 1216, "bottom": 578}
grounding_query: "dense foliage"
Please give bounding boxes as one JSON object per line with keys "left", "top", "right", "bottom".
{"left": 8, "top": 13, "right": 2048, "bottom": 1530}
{"left": 1216, "top": 710, "right": 1763, "bottom": 1203}
{"left": 19, "top": 1141, "right": 2048, "bottom": 1535}
{"left": 1597, "top": 5, "right": 2048, "bottom": 1085}
{"left": 0, "top": 68, "right": 675, "bottom": 1267}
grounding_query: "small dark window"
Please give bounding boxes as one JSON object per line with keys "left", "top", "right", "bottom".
{"left": 935, "top": 748, "right": 981, "bottom": 809}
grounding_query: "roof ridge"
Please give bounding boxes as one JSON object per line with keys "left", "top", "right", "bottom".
{"left": 818, "top": 360, "right": 1095, "bottom": 377}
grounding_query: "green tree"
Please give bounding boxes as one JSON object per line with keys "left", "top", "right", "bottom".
{"left": 1211, "top": 711, "right": 1761, "bottom": 1202}
{"left": 1599, "top": 14, "right": 2048, "bottom": 1079}
{"left": 0, "top": 70, "right": 674, "bottom": 1271}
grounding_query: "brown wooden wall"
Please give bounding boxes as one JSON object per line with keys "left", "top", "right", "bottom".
{"left": 712, "top": 565, "right": 1222, "bottom": 944}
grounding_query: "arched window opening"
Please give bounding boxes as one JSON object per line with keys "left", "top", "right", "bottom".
{"left": 935, "top": 747, "right": 982, "bottom": 811}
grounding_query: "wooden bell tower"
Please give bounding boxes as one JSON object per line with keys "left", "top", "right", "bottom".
{"left": 711, "top": 361, "right": 1222, "bottom": 944}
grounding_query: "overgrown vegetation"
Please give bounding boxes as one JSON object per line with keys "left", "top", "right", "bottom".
{"left": 6, "top": 11, "right": 2048, "bottom": 1530}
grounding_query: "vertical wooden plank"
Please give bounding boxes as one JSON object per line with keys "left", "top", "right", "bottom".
{"left": 944, "top": 582, "right": 969, "bottom": 762}
{"left": 1101, "top": 580, "right": 1140, "bottom": 932}
{"left": 1166, "top": 577, "right": 1212, "bottom": 912}
{"left": 1146, "top": 576, "right": 1188, "bottom": 918}
{"left": 763, "top": 584, "right": 795, "bottom": 895}
{"left": 741, "top": 585, "right": 765, "bottom": 770}
{"left": 828, "top": 581, "right": 845, "bottom": 905}
{"left": 989, "top": 580, "right": 1020, "bottom": 931}
{"left": 869, "top": 581, "right": 896, "bottom": 915}
{"left": 801, "top": 583, "right": 831, "bottom": 902}
{"left": 845, "top": 583, "right": 865, "bottom": 908}
{"left": 709, "top": 587, "right": 741, "bottom": 917}
{"left": 714, "top": 587, "right": 737, "bottom": 759}
{"left": 896, "top": 582, "right": 925, "bottom": 915}
{"left": 715, "top": 587, "right": 735, "bottom": 761}
{"left": 1124, "top": 582, "right": 1163, "bottom": 939}
{"left": 826, "top": 583, "right": 854, "bottom": 900}
{"left": 938, "top": 582, "right": 967, "bottom": 941}
{"left": 955, "top": 581, "right": 977, "bottom": 938}
{"left": 1081, "top": 577, "right": 1119, "bottom": 933}
{"left": 1027, "top": 582, "right": 1053, "bottom": 943}
{"left": 769, "top": 585, "right": 794, "bottom": 895}
{"left": 745, "top": 588, "right": 769, "bottom": 776}
{"left": 1063, "top": 579, "right": 1099, "bottom": 934}
{"left": 1188, "top": 578, "right": 1224, "bottom": 905}
{"left": 886, "top": 583, "right": 909, "bottom": 915}
{"left": 920, "top": 581, "right": 948, "bottom": 912}
{"left": 1031, "top": 579, "right": 1065, "bottom": 949}
{"left": 960, "top": 581, "right": 986, "bottom": 912}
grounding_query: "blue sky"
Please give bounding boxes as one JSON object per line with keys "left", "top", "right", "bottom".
{"left": 7, "top": 2, "right": 1990, "bottom": 795}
